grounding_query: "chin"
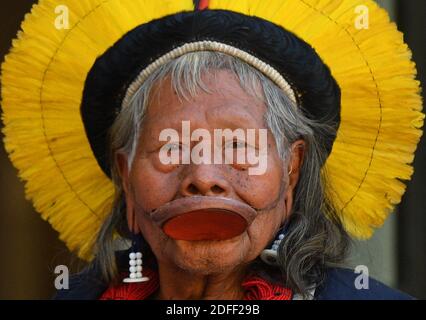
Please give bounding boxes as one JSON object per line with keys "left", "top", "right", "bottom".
{"left": 170, "top": 239, "right": 247, "bottom": 274}
{"left": 173, "top": 256, "right": 242, "bottom": 275}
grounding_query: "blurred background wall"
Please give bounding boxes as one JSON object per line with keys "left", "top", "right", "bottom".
{"left": 0, "top": 0, "right": 425, "bottom": 299}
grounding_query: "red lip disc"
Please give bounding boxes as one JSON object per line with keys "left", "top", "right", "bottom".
{"left": 162, "top": 209, "right": 248, "bottom": 241}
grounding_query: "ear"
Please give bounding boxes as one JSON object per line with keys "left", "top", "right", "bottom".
{"left": 284, "top": 139, "right": 306, "bottom": 216}
{"left": 116, "top": 152, "right": 141, "bottom": 234}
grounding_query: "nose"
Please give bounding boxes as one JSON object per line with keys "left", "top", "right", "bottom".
{"left": 180, "top": 165, "right": 231, "bottom": 197}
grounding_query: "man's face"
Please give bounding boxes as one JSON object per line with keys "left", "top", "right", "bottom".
{"left": 118, "top": 70, "right": 302, "bottom": 274}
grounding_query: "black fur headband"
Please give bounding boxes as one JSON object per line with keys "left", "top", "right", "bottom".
{"left": 81, "top": 8, "right": 341, "bottom": 177}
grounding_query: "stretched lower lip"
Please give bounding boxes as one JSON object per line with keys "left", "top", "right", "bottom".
{"left": 149, "top": 196, "right": 257, "bottom": 241}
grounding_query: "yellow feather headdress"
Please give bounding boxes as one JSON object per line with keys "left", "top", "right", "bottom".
{"left": 1, "top": 0, "right": 424, "bottom": 260}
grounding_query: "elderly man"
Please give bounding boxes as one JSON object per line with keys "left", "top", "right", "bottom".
{"left": 1, "top": 0, "right": 423, "bottom": 300}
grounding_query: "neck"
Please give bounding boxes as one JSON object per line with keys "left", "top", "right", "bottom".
{"left": 151, "top": 262, "right": 249, "bottom": 300}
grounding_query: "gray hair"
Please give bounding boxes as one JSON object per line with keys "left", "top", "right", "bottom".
{"left": 93, "top": 51, "right": 351, "bottom": 296}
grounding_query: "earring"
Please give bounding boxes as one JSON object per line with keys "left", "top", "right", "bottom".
{"left": 123, "top": 230, "right": 149, "bottom": 283}
{"left": 260, "top": 226, "right": 287, "bottom": 266}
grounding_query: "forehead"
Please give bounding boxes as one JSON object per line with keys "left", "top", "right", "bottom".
{"left": 144, "top": 70, "right": 267, "bottom": 128}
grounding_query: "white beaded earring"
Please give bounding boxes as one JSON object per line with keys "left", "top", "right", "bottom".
{"left": 260, "top": 232, "right": 285, "bottom": 266}
{"left": 260, "top": 223, "right": 289, "bottom": 266}
{"left": 123, "top": 213, "right": 149, "bottom": 283}
{"left": 123, "top": 251, "right": 149, "bottom": 283}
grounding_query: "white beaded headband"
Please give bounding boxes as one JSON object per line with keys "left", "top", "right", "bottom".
{"left": 121, "top": 40, "right": 297, "bottom": 109}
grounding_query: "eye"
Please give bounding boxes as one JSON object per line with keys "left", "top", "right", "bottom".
{"left": 166, "top": 142, "right": 181, "bottom": 151}
{"left": 154, "top": 141, "right": 187, "bottom": 173}
{"left": 162, "top": 141, "right": 190, "bottom": 153}
{"left": 225, "top": 140, "right": 246, "bottom": 149}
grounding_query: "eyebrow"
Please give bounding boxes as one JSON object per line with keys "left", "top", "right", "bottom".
{"left": 205, "top": 104, "right": 263, "bottom": 129}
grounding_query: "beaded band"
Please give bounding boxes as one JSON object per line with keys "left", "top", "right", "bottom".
{"left": 122, "top": 40, "right": 297, "bottom": 109}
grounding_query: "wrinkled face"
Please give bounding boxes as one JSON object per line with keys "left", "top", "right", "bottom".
{"left": 118, "top": 70, "right": 304, "bottom": 274}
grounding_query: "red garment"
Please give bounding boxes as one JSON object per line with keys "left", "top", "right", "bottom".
{"left": 100, "top": 268, "right": 292, "bottom": 300}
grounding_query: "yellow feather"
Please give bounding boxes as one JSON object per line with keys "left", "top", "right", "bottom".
{"left": 1, "top": 0, "right": 193, "bottom": 260}
{"left": 198, "top": 0, "right": 424, "bottom": 240}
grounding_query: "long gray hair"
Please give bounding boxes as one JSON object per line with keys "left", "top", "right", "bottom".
{"left": 92, "top": 51, "right": 351, "bottom": 296}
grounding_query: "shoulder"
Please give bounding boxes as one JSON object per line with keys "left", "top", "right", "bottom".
{"left": 53, "top": 250, "right": 132, "bottom": 300}
{"left": 315, "top": 267, "right": 414, "bottom": 300}
{"left": 52, "top": 264, "right": 108, "bottom": 300}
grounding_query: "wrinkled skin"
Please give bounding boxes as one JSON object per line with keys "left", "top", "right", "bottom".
{"left": 117, "top": 70, "right": 305, "bottom": 299}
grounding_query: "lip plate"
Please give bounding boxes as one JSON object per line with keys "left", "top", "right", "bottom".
{"left": 163, "top": 208, "right": 249, "bottom": 241}
{"left": 149, "top": 196, "right": 257, "bottom": 229}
